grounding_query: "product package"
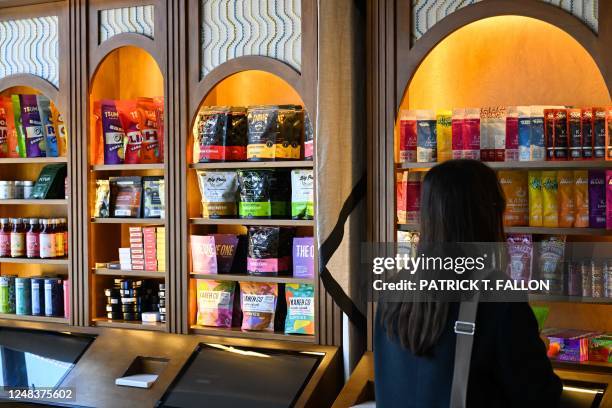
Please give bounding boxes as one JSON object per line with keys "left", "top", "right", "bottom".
{"left": 247, "top": 105, "right": 302, "bottom": 161}
{"left": 0, "top": 98, "right": 10, "bottom": 157}
{"left": 398, "top": 109, "right": 417, "bottom": 162}
{"left": 518, "top": 106, "right": 532, "bottom": 161}
{"left": 530, "top": 106, "right": 546, "bottom": 161}
{"left": 240, "top": 282, "right": 278, "bottom": 332}
{"left": 538, "top": 236, "right": 566, "bottom": 295}
{"left": 196, "top": 279, "right": 236, "bottom": 328}
{"left": 20, "top": 94, "right": 45, "bottom": 157}
{"left": 451, "top": 108, "right": 464, "bottom": 159}
{"left": 541, "top": 171, "right": 559, "bottom": 228}
{"left": 544, "top": 109, "right": 569, "bottom": 160}
{"left": 195, "top": 107, "right": 247, "bottom": 162}
{"left": 143, "top": 176, "right": 164, "bottom": 218}
{"left": 304, "top": 113, "right": 314, "bottom": 160}
{"left": 51, "top": 103, "right": 68, "bottom": 157}
{"left": 581, "top": 108, "right": 594, "bottom": 159}
{"left": 191, "top": 234, "right": 239, "bottom": 274}
{"left": 505, "top": 106, "right": 519, "bottom": 161}
{"left": 545, "top": 329, "right": 592, "bottom": 362}
{"left": 293, "top": 237, "right": 314, "bottom": 279}
{"left": 416, "top": 110, "right": 437, "bottom": 162}
{"left": 528, "top": 171, "right": 543, "bottom": 227}
{"left": 463, "top": 108, "right": 480, "bottom": 159}
{"left": 0, "top": 97, "right": 18, "bottom": 158}
{"left": 31, "top": 164, "right": 67, "bottom": 199}
{"left": 100, "top": 100, "right": 126, "bottom": 164}
{"left": 238, "top": 169, "right": 273, "bottom": 219}
{"left": 284, "top": 284, "right": 315, "bottom": 335}
{"left": 277, "top": 105, "right": 303, "bottom": 160}
{"left": 558, "top": 170, "right": 576, "bottom": 228}
{"left": 607, "top": 107, "right": 612, "bottom": 161}
{"left": 607, "top": 170, "right": 612, "bottom": 229}
{"left": 574, "top": 170, "right": 590, "bottom": 227}
{"left": 116, "top": 100, "right": 143, "bottom": 164}
{"left": 568, "top": 108, "right": 582, "bottom": 160}
{"left": 480, "top": 106, "right": 506, "bottom": 161}
{"left": 594, "top": 107, "right": 606, "bottom": 159}
{"left": 396, "top": 172, "right": 407, "bottom": 224}
{"left": 506, "top": 234, "right": 533, "bottom": 282}
{"left": 11, "top": 95, "right": 26, "bottom": 157}
{"left": 36, "top": 95, "right": 58, "bottom": 157}
{"left": 436, "top": 110, "right": 452, "bottom": 162}
{"left": 270, "top": 169, "right": 291, "bottom": 219}
{"left": 110, "top": 176, "right": 143, "bottom": 218}
{"left": 93, "top": 179, "right": 110, "bottom": 218}
{"left": 589, "top": 335, "right": 612, "bottom": 362}
{"left": 291, "top": 169, "right": 314, "bottom": 220}
{"left": 137, "top": 97, "right": 162, "bottom": 163}
{"left": 498, "top": 171, "right": 528, "bottom": 226}
{"left": 196, "top": 170, "right": 238, "bottom": 218}
{"left": 589, "top": 170, "right": 606, "bottom": 228}
{"left": 247, "top": 226, "right": 294, "bottom": 276}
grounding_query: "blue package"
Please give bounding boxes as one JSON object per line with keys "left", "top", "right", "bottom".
{"left": 31, "top": 277, "right": 45, "bottom": 316}
{"left": 44, "top": 278, "right": 64, "bottom": 317}
{"left": 518, "top": 106, "right": 531, "bottom": 161}
{"left": 37, "top": 95, "right": 58, "bottom": 157}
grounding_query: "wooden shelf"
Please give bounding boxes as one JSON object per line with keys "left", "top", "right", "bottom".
{"left": 0, "top": 257, "right": 69, "bottom": 265}
{"left": 91, "top": 218, "right": 165, "bottom": 225}
{"left": 190, "top": 218, "right": 314, "bottom": 227}
{"left": 0, "top": 157, "right": 67, "bottom": 165}
{"left": 397, "top": 224, "right": 612, "bottom": 236}
{"left": 91, "top": 163, "right": 165, "bottom": 171}
{"left": 398, "top": 160, "right": 612, "bottom": 170}
{"left": 529, "top": 294, "right": 612, "bottom": 304}
{"left": 0, "top": 199, "right": 67, "bottom": 205}
{"left": 552, "top": 359, "right": 612, "bottom": 373}
{"left": 92, "top": 318, "right": 166, "bottom": 332}
{"left": 93, "top": 268, "right": 166, "bottom": 278}
{"left": 190, "top": 273, "right": 314, "bottom": 285}
{"left": 190, "top": 325, "right": 316, "bottom": 343}
{"left": 190, "top": 161, "right": 313, "bottom": 169}
{"left": 0, "top": 313, "right": 68, "bottom": 324}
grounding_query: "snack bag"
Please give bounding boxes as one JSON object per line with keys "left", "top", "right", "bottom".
{"left": 463, "top": 108, "right": 480, "bottom": 159}
{"left": 480, "top": 107, "right": 491, "bottom": 161}
{"left": 247, "top": 105, "right": 279, "bottom": 161}
{"left": 284, "top": 284, "right": 315, "bottom": 335}
{"left": 11, "top": 95, "right": 26, "bottom": 157}
{"left": 506, "top": 234, "right": 532, "bottom": 282}
{"left": 240, "top": 282, "right": 277, "bottom": 332}
{"left": 589, "top": 169, "right": 606, "bottom": 228}
{"left": 109, "top": 176, "right": 143, "bottom": 217}
{"left": 51, "top": 103, "right": 68, "bottom": 157}
{"left": 247, "top": 226, "right": 294, "bottom": 276}
{"left": 93, "top": 179, "right": 110, "bottom": 218}
{"left": 480, "top": 106, "right": 506, "bottom": 161}
{"left": 291, "top": 169, "right": 314, "bottom": 220}
{"left": 142, "top": 176, "right": 164, "bottom": 218}
{"left": 398, "top": 109, "right": 417, "bottom": 162}
{"left": 0, "top": 98, "right": 9, "bottom": 157}
{"left": 538, "top": 236, "right": 566, "bottom": 295}
{"left": 498, "top": 171, "right": 528, "bottom": 226}
{"left": 607, "top": 107, "right": 612, "bottom": 161}
{"left": 195, "top": 107, "right": 229, "bottom": 162}
{"left": 191, "top": 235, "right": 218, "bottom": 274}
{"left": 153, "top": 97, "right": 164, "bottom": 161}
{"left": 293, "top": 237, "right": 314, "bottom": 279}
{"left": 528, "top": 171, "right": 543, "bottom": 227}
{"left": 558, "top": 170, "right": 575, "bottom": 228}
{"left": 196, "top": 280, "right": 235, "bottom": 328}
{"left": 451, "top": 108, "right": 464, "bottom": 159}
{"left": 405, "top": 171, "right": 421, "bottom": 224}
{"left": 545, "top": 109, "right": 569, "bottom": 160}
{"left": 396, "top": 171, "right": 407, "bottom": 224}
{"left": 436, "top": 110, "right": 452, "bottom": 162}
{"left": 277, "top": 105, "right": 302, "bottom": 160}
{"left": 581, "top": 108, "right": 594, "bottom": 159}
{"left": 196, "top": 170, "right": 238, "bottom": 218}
{"left": 238, "top": 169, "right": 272, "bottom": 219}
{"left": 574, "top": 170, "right": 589, "bottom": 228}
{"left": 269, "top": 169, "right": 291, "bottom": 219}
{"left": 100, "top": 100, "right": 125, "bottom": 164}
{"left": 116, "top": 100, "right": 143, "bottom": 164}
{"left": 37, "top": 95, "right": 58, "bottom": 157}
{"left": 0, "top": 97, "right": 18, "bottom": 157}
{"left": 568, "top": 108, "right": 582, "bottom": 160}
{"left": 594, "top": 107, "right": 606, "bottom": 159}
{"left": 137, "top": 97, "right": 161, "bottom": 163}
{"left": 304, "top": 112, "right": 314, "bottom": 160}
{"left": 505, "top": 106, "right": 519, "bottom": 161}
{"left": 607, "top": 170, "right": 612, "bottom": 229}
{"left": 542, "top": 171, "right": 559, "bottom": 227}
{"left": 530, "top": 106, "right": 546, "bottom": 161}
{"left": 20, "top": 94, "right": 45, "bottom": 157}
{"left": 518, "top": 106, "right": 532, "bottom": 161}
{"left": 416, "top": 110, "right": 437, "bottom": 162}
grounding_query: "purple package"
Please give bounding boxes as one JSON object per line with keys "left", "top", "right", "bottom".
{"left": 213, "top": 234, "right": 239, "bottom": 273}
{"left": 101, "top": 100, "right": 125, "bottom": 164}
{"left": 293, "top": 237, "right": 314, "bottom": 278}
{"left": 545, "top": 329, "right": 595, "bottom": 362}
{"left": 191, "top": 235, "right": 217, "bottom": 274}
{"left": 588, "top": 170, "right": 606, "bottom": 228}
{"left": 607, "top": 170, "right": 612, "bottom": 230}
{"left": 506, "top": 234, "right": 532, "bottom": 282}
{"left": 20, "top": 94, "right": 45, "bottom": 158}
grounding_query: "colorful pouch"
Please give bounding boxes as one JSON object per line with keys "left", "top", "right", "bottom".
{"left": 240, "top": 282, "right": 277, "bottom": 332}
{"left": 37, "top": 95, "right": 58, "bottom": 157}
{"left": 196, "top": 280, "right": 235, "bottom": 328}
{"left": 20, "top": 94, "right": 45, "bottom": 157}
{"left": 285, "top": 284, "right": 315, "bottom": 335}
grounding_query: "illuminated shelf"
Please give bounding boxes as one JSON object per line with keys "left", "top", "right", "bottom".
{"left": 92, "top": 318, "right": 166, "bottom": 332}
{"left": 91, "top": 218, "right": 165, "bottom": 225}
{"left": 552, "top": 359, "right": 612, "bottom": 374}
{"left": 529, "top": 294, "right": 612, "bottom": 304}
{"left": 190, "top": 325, "right": 316, "bottom": 343}
{"left": 0, "top": 313, "right": 68, "bottom": 324}
{"left": 190, "top": 218, "right": 314, "bottom": 227}
{"left": 93, "top": 268, "right": 165, "bottom": 278}
{"left": 0, "top": 199, "right": 67, "bottom": 205}
{"left": 397, "top": 224, "right": 612, "bottom": 236}
{"left": 191, "top": 273, "right": 314, "bottom": 285}
{"left": 0, "top": 257, "right": 69, "bottom": 265}
{"left": 190, "top": 160, "right": 313, "bottom": 169}
{"left": 398, "top": 160, "right": 612, "bottom": 170}
{"left": 91, "top": 163, "right": 165, "bottom": 171}
{"left": 0, "top": 157, "right": 67, "bottom": 165}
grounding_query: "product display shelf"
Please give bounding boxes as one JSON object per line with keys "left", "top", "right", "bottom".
{"left": 397, "top": 223, "right": 612, "bottom": 236}
{"left": 190, "top": 161, "right": 314, "bottom": 170}
{"left": 93, "top": 268, "right": 165, "bottom": 278}
{"left": 91, "top": 218, "right": 165, "bottom": 225}
{"left": 529, "top": 294, "right": 612, "bottom": 304}
{"left": 190, "top": 218, "right": 314, "bottom": 227}
{"left": 552, "top": 359, "right": 612, "bottom": 374}
{"left": 190, "top": 273, "right": 314, "bottom": 285}
{"left": 0, "top": 157, "right": 68, "bottom": 165}
{"left": 0, "top": 257, "right": 69, "bottom": 265}
{"left": 0, "top": 313, "right": 69, "bottom": 324}
{"left": 398, "top": 160, "right": 612, "bottom": 171}
{"left": 91, "top": 163, "right": 165, "bottom": 172}
{"left": 189, "top": 325, "right": 316, "bottom": 343}
{"left": 92, "top": 318, "right": 167, "bottom": 332}
{"left": 0, "top": 199, "right": 68, "bottom": 205}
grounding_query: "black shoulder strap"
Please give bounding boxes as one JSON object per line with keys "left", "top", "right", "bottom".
{"left": 450, "top": 291, "right": 480, "bottom": 408}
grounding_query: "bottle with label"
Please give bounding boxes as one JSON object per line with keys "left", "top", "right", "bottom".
{"left": 26, "top": 218, "right": 40, "bottom": 258}
{"left": 0, "top": 218, "right": 10, "bottom": 257}
{"left": 39, "top": 219, "right": 56, "bottom": 259}
{"left": 53, "top": 219, "right": 65, "bottom": 258}
{"left": 60, "top": 217, "right": 68, "bottom": 256}
{"left": 10, "top": 218, "right": 25, "bottom": 257}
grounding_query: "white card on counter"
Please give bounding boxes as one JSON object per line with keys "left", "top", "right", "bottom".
{"left": 115, "top": 374, "right": 158, "bottom": 388}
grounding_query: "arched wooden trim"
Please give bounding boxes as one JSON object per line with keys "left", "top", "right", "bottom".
{"left": 0, "top": 73, "right": 61, "bottom": 111}
{"left": 396, "top": 0, "right": 608, "bottom": 111}
{"left": 189, "top": 55, "right": 305, "bottom": 123}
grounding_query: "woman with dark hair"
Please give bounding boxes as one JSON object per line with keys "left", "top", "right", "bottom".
{"left": 375, "top": 160, "right": 562, "bottom": 407}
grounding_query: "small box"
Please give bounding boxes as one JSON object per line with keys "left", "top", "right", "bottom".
{"left": 142, "top": 311, "right": 160, "bottom": 322}
{"left": 589, "top": 335, "right": 612, "bottom": 362}
{"left": 129, "top": 227, "right": 142, "bottom": 233}
{"left": 545, "top": 329, "right": 596, "bottom": 362}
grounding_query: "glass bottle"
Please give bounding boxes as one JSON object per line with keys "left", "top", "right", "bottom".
{"left": 53, "top": 219, "right": 65, "bottom": 258}
{"left": 60, "top": 218, "right": 68, "bottom": 256}
{"left": 26, "top": 218, "right": 40, "bottom": 258}
{"left": 39, "top": 219, "right": 56, "bottom": 259}
{"left": 10, "top": 218, "right": 25, "bottom": 258}
{"left": 0, "top": 218, "right": 10, "bottom": 257}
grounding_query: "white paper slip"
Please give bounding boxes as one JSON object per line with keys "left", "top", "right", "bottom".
{"left": 115, "top": 374, "right": 159, "bottom": 388}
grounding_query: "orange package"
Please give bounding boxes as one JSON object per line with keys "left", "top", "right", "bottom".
{"left": 51, "top": 103, "right": 68, "bottom": 156}
{"left": 92, "top": 101, "right": 104, "bottom": 164}
{"left": 498, "top": 170, "right": 528, "bottom": 226}
{"left": 557, "top": 170, "right": 575, "bottom": 227}
{"left": 116, "top": 100, "right": 143, "bottom": 164}
{"left": 137, "top": 97, "right": 161, "bottom": 163}
{"left": 573, "top": 170, "right": 589, "bottom": 227}
{"left": 0, "top": 96, "right": 18, "bottom": 158}
{"left": 153, "top": 96, "right": 164, "bottom": 162}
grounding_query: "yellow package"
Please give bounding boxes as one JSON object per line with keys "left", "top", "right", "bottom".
{"left": 573, "top": 170, "right": 589, "bottom": 227}
{"left": 557, "top": 170, "right": 575, "bottom": 227}
{"left": 541, "top": 171, "right": 559, "bottom": 227}
{"left": 51, "top": 103, "right": 68, "bottom": 157}
{"left": 528, "top": 171, "right": 543, "bottom": 227}
{"left": 436, "top": 110, "right": 452, "bottom": 162}
{"left": 498, "top": 171, "right": 528, "bottom": 226}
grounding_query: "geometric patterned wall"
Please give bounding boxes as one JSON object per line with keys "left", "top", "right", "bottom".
{"left": 99, "top": 5, "right": 155, "bottom": 44}
{"left": 200, "top": 0, "right": 301, "bottom": 78}
{"left": 412, "top": 0, "right": 599, "bottom": 43}
{"left": 0, "top": 16, "right": 59, "bottom": 87}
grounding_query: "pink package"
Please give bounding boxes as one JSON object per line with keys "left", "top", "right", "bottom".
{"left": 463, "top": 108, "right": 480, "bottom": 159}
{"left": 398, "top": 110, "right": 417, "bottom": 162}
{"left": 607, "top": 170, "right": 612, "bottom": 230}
{"left": 506, "top": 107, "right": 519, "bottom": 161}
{"left": 191, "top": 235, "right": 217, "bottom": 274}
{"left": 451, "top": 108, "right": 464, "bottom": 159}
{"left": 63, "top": 280, "right": 70, "bottom": 319}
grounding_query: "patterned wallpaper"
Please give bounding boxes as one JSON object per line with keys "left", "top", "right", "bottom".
{"left": 99, "top": 5, "right": 155, "bottom": 43}
{"left": 412, "top": 0, "right": 599, "bottom": 42}
{"left": 0, "top": 16, "right": 59, "bottom": 87}
{"left": 200, "top": 0, "right": 302, "bottom": 78}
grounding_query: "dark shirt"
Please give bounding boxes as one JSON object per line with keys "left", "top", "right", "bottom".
{"left": 374, "top": 302, "right": 562, "bottom": 407}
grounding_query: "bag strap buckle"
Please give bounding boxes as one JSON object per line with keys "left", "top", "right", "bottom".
{"left": 454, "top": 321, "right": 475, "bottom": 336}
